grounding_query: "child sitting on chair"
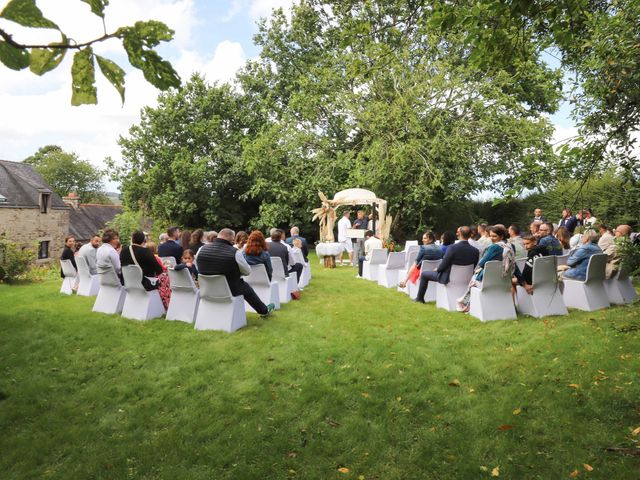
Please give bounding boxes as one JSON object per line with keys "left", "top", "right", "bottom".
{"left": 175, "top": 249, "right": 198, "bottom": 282}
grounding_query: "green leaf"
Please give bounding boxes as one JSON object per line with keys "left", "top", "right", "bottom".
{"left": 29, "top": 37, "right": 67, "bottom": 75}
{"left": 0, "top": 0, "right": 58, "bottom": 29}
{"left": 0, "top": 40, "right": 30, "bottom": 70}
{"left": 96, "top": 55, "right": 125, "bottom": 104}
{"left": 71, "top": 48, "right": 97, "bottom": 106}
{"left": 80, "top": 0, "right": 109, "bottom": 18}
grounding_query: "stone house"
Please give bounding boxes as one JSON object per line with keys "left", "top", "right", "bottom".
{"left": 65, "top": 192, "right": 122, "bottom": 245}
{"left": 0, "top": 159, "right": 70, "bottom": 264}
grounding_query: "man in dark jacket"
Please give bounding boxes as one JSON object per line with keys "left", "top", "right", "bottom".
{"left": 157, "top": 226, "right": 183, "bottom": 264}
{"left": 285, "top": 226, "right": 309, "bottom": 262}
{"left": 197, "top": 228, "right": 274, "bottom": 317}
{"left": 414, "top": 226, "right": 479, "bottom": 303}
{"left": 269, "top": 229, "right": 303, "bottom": 281}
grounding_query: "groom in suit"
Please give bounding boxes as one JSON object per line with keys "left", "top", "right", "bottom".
{"left": 414, "top": 226, "right": 479, "bottom": 303}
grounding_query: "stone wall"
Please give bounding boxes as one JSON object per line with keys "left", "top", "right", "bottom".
{"left": 0, "top": 206, "right": 70, "bottom": 264}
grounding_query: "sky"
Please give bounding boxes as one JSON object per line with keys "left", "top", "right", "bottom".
{"left": 0, "top": 0, "right": 577, "bottom": 192}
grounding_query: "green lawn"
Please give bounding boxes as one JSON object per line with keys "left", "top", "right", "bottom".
{"left": 1, "top": 258, "right": 639, "bottom": 479}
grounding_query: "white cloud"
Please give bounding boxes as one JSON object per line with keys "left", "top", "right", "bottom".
{"left": 249, "top": 0, "right": 296, "bottom": 22}
{"left": 175, "top": 41, "right": 246, "bottom": 85}
{"left": 221, "top": 0, "right": 245, "bottom": 22}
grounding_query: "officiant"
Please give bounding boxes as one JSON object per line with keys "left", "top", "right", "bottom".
{"left": 351, "top": 210, "right": 368, "bottom": 265}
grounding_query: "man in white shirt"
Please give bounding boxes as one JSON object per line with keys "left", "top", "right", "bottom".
{"left": 78, "top": 234, "right": 101, "bottom": 275}
{"left": 96, "top": 229, "right": 122, "bottom": 276}
{"left": 357, "top": 230, "right": 383, "bottom": 277}
{"left": 337, "top": 210, "right": 353, "bottom": 266}
{"left": 583, "top": 209, "right": 597, "bottom": 228}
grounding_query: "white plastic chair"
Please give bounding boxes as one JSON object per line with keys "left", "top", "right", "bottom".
{"left": 271, "top": 257, "right": 298, "bottom": 304}
{"left": 415, "top": 259, "right": 442, "bottom": 302}
{"left": 469, "top": 261, "right": 517, "bottom": 321}
{"left": 300, "top": 261, "right": 311, "bottom": 288}
{"left": 436, "top": 264, "right": 475, "bottom": 311}
{"left": 160, "top": 256, "right": 177, "bottom": 268}
{"left": 515, "top": 257, "right": 527, "bottom": 275}
{"left": 92, "top": 266, "right": 126, "bottom": 314}
{"left": 556, "top": 254, "right": 569, "bottom": 267}
{"left": 516, "top": 256, "right": 567, "bottom": 318}
{"left": 166, "top": 268, "right": 200, "bottom": 323}
{"left": 59, "top": 259, "right": 77, "bottom": 295}
{"left": 244, "top": 264, "right": 280, "bottom": 313}
{"left": 404, "top": 240, "right": 419, "bottom": 250}
{"left": 378, "top": 251, "right": 406, "bottom": 288}
{"left": 194, "top": 275, "right": 246, "bottom": 332}
{"left": 362, "top": 248, "right": 388, "bottom": 281}
{"left": 397, "top": 249, "right": 419, "bottom": 295}
{"left": 562, "top": 253, "right": 610, "bottom": 311}
{"left": 120, "top": 265, "right": 165, "bottom": 321}
{"left": 604, "top": 266, "right": 638, "bottom": 305}
{"left": 76, "top": 256, "right": 100, "bottom": 296}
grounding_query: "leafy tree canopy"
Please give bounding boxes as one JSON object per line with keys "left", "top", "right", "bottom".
{"left": 0, "top": 0, "right": 180, "bottom": 105}
{"left": 24, "top": 145, "right": 107, "bottom": 203}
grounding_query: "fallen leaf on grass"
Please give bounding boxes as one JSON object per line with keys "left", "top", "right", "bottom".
{"left": 513, "top": 408, "right": 521, "bottom": 415}
{"left": 631, "top": 426, "right": 640, "bottom": 436}
{"left": 491, "top": 466, "right": 500, "bottom": 477}
{"left": 569, "top": 384, "right": 580, "bottom": 389}
{"left": 498, "top": 425, "right": 514, "bottom": 431}
{"left": 338, "top": 467, "right": 350, "bottom": 473}
{"left": 479, "top": 465, "right": 488, "bottom": 472}
{"left": 361, "top": 392, "right": 369, "bottom": 398}
{"left": 449, "top": 379, "right": 461, "bottom": 387}
{"left": 583, "top": 464, "right": 593, "bottom": 471}
{"left": 569, "top": 469, "right": 579, "bottom": 477}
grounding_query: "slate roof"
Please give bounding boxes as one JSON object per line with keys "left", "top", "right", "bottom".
{"left": 0, "top": 159, "right": 68, "bottom": 209}
{"left": 69, "top": 204, "right": 123, "bottom": 242}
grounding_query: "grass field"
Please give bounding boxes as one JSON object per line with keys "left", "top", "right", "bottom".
{"left": 1, "top": 257, "right": 639, "bottom": 479}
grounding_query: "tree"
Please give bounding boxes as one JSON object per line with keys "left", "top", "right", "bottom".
{"left": 114, "top": 74, "right": 260, "bottom": 228}
{"left": 0, "top": 0, "right": 180, "bottom": 105}
{"left": 24, "top": 145, "right": 107, "bottom": 203}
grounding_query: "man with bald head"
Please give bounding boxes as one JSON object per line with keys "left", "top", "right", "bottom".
{"left": 603, "top": 224, "right": 634, "bottom": 278}
{"left": 414, "top": 226, "right": 480, "bottom": 303}
{"left": 196, "top": 228, "right": 274, "bottom": 317}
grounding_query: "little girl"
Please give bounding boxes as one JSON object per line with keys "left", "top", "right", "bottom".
{"left": 175, "top": 249, "right": 198, "bottom": 282}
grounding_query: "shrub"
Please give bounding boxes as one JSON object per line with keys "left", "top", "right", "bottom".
{"left": 0, "top": 237, "right": 36, "bottom": 284}
{"left": 617, "top": 236, "right": 640, "bottom": 277}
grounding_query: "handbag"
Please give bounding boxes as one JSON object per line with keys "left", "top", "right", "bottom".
{"left": 129, "top": 245, "right": 159, "bottom": 291}
{"left": 291, "top": 290, "right": 301, "bottom": 300}
{"left": 407, "top": 263, "right": 421, "bottom": 284}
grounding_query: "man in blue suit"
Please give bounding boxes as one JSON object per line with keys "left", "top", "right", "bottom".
{"left": 285, "top": 226, "right": 309, "bottom": 262}
{"left": 157, "top": 226, "right": 183, "bottom": 264}
{"left": 414, "top": 226, "right": 479, "bottom": 303}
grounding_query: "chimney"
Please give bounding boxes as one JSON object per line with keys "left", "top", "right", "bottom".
{"left": 63, "top": 192, "right": 80, "bottom": 209}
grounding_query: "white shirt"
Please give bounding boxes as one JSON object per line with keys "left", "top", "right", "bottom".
{"left": 338, "top": 216, "right": 351, "bottom": 242}
{"left": 96, "top": 243, "right": 121, "bottom": 274}
{"left": 235, "top": 249, "right": 252, "bottom": 276}
{"left": 584, "top": 216, "right": 597, "bottom": 227}
{"left": 364, "top": 236, "right": 383, "bottom": 260}
{"left": 78, "top": 243, "right": 98, "bottom": 274}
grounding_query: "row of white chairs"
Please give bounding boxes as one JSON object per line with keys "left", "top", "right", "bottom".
{"left": 59, "top": 256, "right": 312, "bottom": 333}
{"left": 360, "top": 248, "right": 637, "bottom": 321}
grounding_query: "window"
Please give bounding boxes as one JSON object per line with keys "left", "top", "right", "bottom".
{"left": 40, "top": 193, "right": 50, "bottom": 214}
{"left": 38, "top": 241, "right": 49, "bottom": 260}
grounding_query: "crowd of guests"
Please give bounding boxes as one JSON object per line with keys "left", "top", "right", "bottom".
{"left": 60, "top": 224, "right": 310, "bottom": 318}
{"left": 394, "top": 207, "right": 635, "bottom": 312}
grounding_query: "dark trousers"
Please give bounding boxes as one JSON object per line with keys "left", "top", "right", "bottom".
{"left": 232, "top": 279, "right": 268, "bottom": 315}
{"left": 288, "top": 263, "right": 304, "bottom": 282}
{"left": 416, "top": 270, "right": 439, "bottom": 302}
{"left": 358, "top": 255, "right": 366, "bottom": 277}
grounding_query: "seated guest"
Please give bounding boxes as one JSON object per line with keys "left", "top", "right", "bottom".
{"left": 159, "top": 233, "right": 168, "bottom": 244}
{"left": 530, "top": 221, "right": 542, "bottom": 238}
{"left": 508, "top": 224, "right": 526, "bottom": 258}
{"left": 157, "top": 226, "right": 183, "bottom": 264}
{"left": 414, "top": 226, "right": 479, "bottom": 304}
{"left": 440, "top": 231, "right": 456, "bottom": 255}
{"left": 97, "top": 229, "right": 122, "bottom": 277}
{"left": 234, "top": 231, "right": 249, "bottom": 250}
{"left": 180, "top": 230, "right": 192, "bottom": 249}
{"left": 554, "top": 226, "right": 572, "bottom": 254}
{"left": 532, "top": 208, "right": 546, "bottom": 222}
{"left": 538, "top": 222, "right": 563, "bottom": 256}
{"left": 204, "top": 231, "right": 218, "bottom": 244}
{"left": 120, "top": 230, "right": 164, "bottom": 290}
{"left": 146, "top": 240, "right": 171, "bottom": 309}
{"left": 244, "top": 231, "right": 273, "bottom": 281}
{"left": 399, "top": 231, "right": 442, "bottom": 287}
{"left": 457, "top": 225, "right": 512, "bottom": 311}
{"left": 268, "top": 229, "right": 303, "bottom": 281}
{"left": 78, "top": 234, "right": 101, "bottom": 275}
{"left": 512, "top": 234, "right": 548, "bottom": 294}
{"left": 561, "top": 230, "right": 602, "bottom": 281}
{"left": 189, "top": 229, "right": 205, "bottom": 253}
{"left": 175, "top": 249, "right": 198, "bottom": 282}
{"left": 603, "top": 224, "right": 632, "bottom": 278}
{"left": 286, "top": 226, "right": 309, "bottom": 262}
{"left": 60, "top": 234, "right": 77, "bottom": 278}
{"left": 467, "top": 226, "right": 484, "bottom": 253}
{"left": 197, "top": 228, "right": 274, "bottom": 317}
{"left": 559, "top": 208, "right": 579, "bottom": 234}
{"left": 357, "top": 230, "right": 383, "bottom": 278}
{"left": 476, "top": 224, "right": 492, "bottom": 250}
{"left": 291, "top": 238, "right": 306, "bottom": 265}
{"left": 583, "top": 208, "right": 597, "bottom": 228}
